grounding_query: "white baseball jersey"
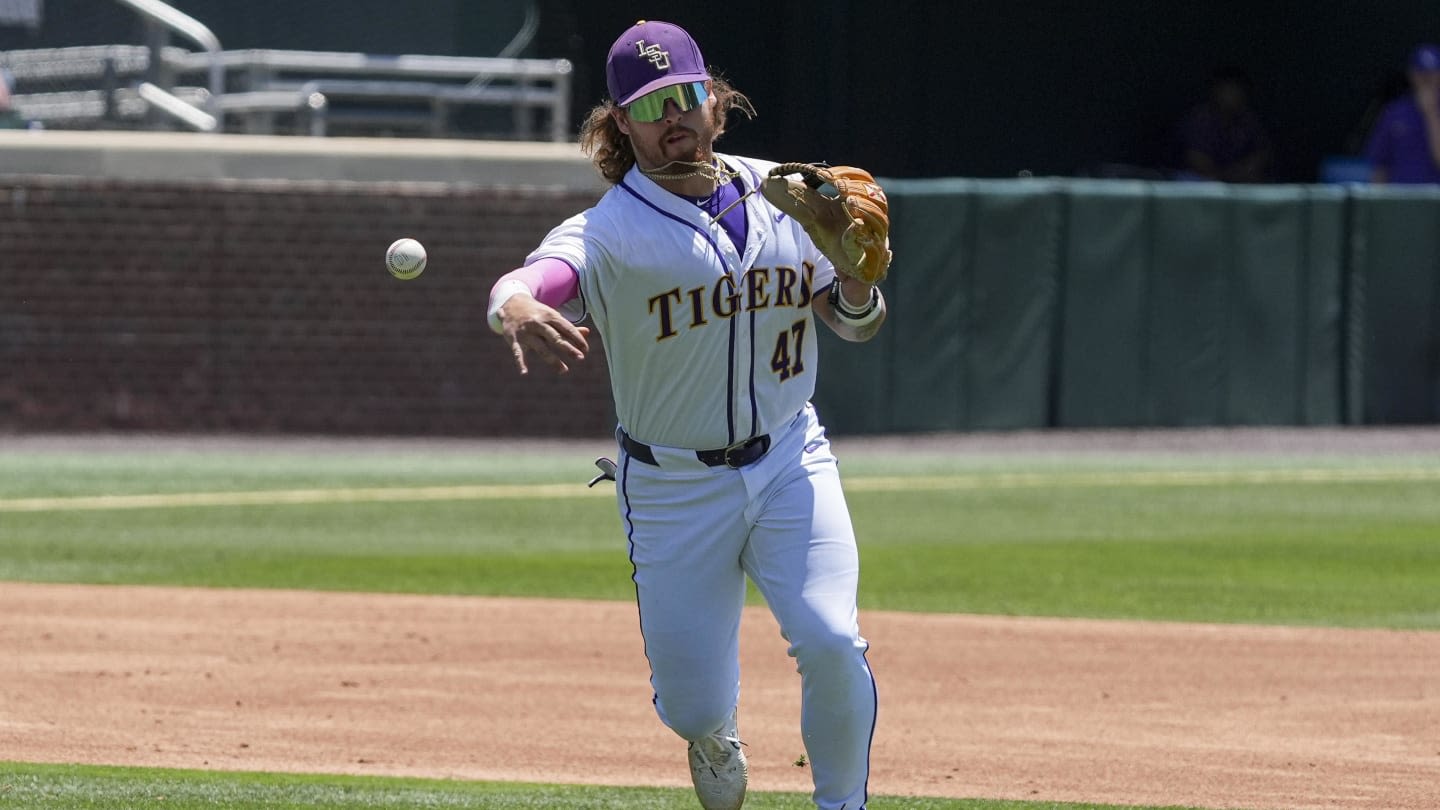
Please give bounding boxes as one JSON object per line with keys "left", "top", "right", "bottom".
{"left": 526, "top": 153, "right": 837, "bottom": 450}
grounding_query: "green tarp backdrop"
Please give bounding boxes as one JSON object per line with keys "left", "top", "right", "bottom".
{"left": 813, "top": 180, "right": 1440, "bottom": 433}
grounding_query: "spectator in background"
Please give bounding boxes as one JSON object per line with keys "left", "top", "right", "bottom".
{"left": 1364, "top": 44, "right": 1440, "bottom": 184}
{"left": 1174, "top": 65, "right": 1273, "bottom": 182}
{"left": 1345, "top": 69, "right": 1409, "bottom": 155}
{"left": 0, "top": 69, "right": 31, "bottom": 129}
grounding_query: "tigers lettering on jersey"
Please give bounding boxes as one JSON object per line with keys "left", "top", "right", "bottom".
{"left": 530, "top": 153, "right": 838, "bottom": 448}
{"left": 647, "top": 262, "right": 815, "bottom": 341}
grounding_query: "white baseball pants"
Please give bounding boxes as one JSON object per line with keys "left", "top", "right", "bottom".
{"left": 615, "top": 404, "right": 877, "bottom": 810}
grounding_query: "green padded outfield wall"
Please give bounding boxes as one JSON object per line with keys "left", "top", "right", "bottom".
{"left": 1060, "top": 182, "right": 1346, "bottom": 428}
{"left": 814, "top": 181, "right": 1439, "bottom": 433}
{"left": 1348, "top": 189, "right": 1440, "bottom": 425}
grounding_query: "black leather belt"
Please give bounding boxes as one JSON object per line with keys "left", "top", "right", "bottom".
{"left": 620, "top": 431, "right": 772, "bottom": 469}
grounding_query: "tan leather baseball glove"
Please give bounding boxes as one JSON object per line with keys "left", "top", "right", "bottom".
{"left": 761, "top": 163, "right": 892, "bottom": 285}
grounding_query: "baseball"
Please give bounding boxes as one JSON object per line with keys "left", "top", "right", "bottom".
{"left": 386, "top": 237, "right": 427, "bottom": 280}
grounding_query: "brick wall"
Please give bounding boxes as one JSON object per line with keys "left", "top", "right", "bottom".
{"left": 0, "top": 176, "right": 616, "bottom": 437}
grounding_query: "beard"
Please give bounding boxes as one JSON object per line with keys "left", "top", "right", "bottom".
{"left": 633, "top": 123, "right": 714, "bottom": 172}
{"left": 661, "top": 125, "right": 704, "bottom": 163}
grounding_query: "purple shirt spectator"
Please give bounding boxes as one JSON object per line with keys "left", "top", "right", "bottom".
{"left": 1365, "top": 97, "right": 1440, "bottom": 184}
{"left": 1365, "top": 43, "right": 1440, "bottom": 185}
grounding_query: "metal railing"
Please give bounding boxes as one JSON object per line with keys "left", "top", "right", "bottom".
{"left": 3, "top": 44, "right": 574, "bottom": 140}
{"left": 136, "top": 81, "right": 216, "bottom": 131}
{"left": 114, "top": 0, "right": 223, "bottom": 122}
{"left": 168, "top": 49, "right": 573, "bottom": 140}
{"left": 8, "top": 83, "right": 209, "bottom": 127}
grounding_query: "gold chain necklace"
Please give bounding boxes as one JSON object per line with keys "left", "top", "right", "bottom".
{"left": 640, "top": 159, "right": 740, "bottom": 186}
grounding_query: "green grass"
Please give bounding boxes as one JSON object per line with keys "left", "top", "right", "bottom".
{"left": 2, "top": 442, "right": 1436, "bottom": 810}
{"left": 852, "top": 479, "right": 1440, "bottom": 626}
{"left": 0, "top": 762, "right": 1203, "bottom": 810}
{"left": 2, "top": 446, "right": 1438, "bottom": 627}
{"left": 0, "top": 449, "right": 584, "bottom": 497}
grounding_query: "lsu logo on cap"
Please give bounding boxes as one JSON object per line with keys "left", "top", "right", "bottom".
{"left": 636, "top": 40, "right": 670, "bottom": 71}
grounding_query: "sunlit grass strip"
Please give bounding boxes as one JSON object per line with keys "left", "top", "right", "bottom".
{"left": 2, "top": 465, "right": 1438, "bottom": 512}
{"left": 0, "top": 761, "right": 1206, "bottom": 810}
{"left": 851, "top": 465, "right": 1440, "bottom": 491}
{"left": 0, "top": 483, "right": 599, "bottom": 511}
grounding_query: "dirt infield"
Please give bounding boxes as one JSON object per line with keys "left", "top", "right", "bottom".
{"left": 3, "top": 581, "right": 1438, "bottom": 810}
{"left": 5, "top": 427, "right": 1440, "bottom": 808}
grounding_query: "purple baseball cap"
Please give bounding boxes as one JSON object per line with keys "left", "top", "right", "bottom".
{"left": 605, "top": 20, "right": 711, "bottom": 106}
{"left": 1410, "top": 43, "right": 1440, "bottom": 72}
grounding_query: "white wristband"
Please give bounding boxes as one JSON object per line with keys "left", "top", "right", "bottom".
{"left": 487, "top": 279, "right": 534, "bottom": 335}
{"left": 840, "top": 291, "right": 881, "bottom": 325}
{"left": 829, "top": 282, "right": 883, "bottom": 323}
{"left": 835, "top": 284, "right": 876, "bottom": 315}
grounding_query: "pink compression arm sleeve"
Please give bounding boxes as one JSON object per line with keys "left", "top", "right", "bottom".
{"left": 492, "top": 257, "right": 580, "bottom": 309}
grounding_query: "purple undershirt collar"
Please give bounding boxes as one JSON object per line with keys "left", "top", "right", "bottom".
{"left": 677, "top": 173, "right": 748, "bottom": 254}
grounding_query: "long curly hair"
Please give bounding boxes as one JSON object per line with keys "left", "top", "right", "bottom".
{"left": 579, "top": 76, "right": 755, "bottom": 184}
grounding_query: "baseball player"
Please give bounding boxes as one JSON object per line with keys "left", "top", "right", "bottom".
{"left": 486, "top": 19, "right": 889, "bottom": 810}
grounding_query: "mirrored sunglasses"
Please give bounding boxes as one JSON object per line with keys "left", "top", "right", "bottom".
{"left": 625, "top": 81, "right": 709, "bottom": 123}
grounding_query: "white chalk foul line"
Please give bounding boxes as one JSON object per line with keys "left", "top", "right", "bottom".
{"left": 1, "top": 466, "right": 1437, "bottom": 513}
{"left": 0, "top": 483, "right": 597, "bottom": 513}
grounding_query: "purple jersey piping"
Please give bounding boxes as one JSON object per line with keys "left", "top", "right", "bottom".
{"left": 618, "top": 178, "right": 742, "bottom": 443}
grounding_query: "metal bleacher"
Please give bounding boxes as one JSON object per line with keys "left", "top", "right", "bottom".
{"left": 0, "top": 0, "right": 573, "bottom": 141}
{"left": 1, "top": 44, "right": 202, "bottom": 127}
{"left": 183, "top": 49, "right": 575, "bottom": 141}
